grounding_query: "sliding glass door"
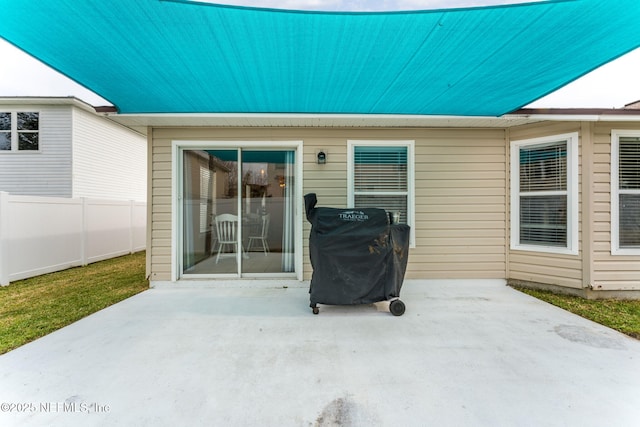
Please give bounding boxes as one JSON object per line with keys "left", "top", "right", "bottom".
{"left": 179, "top": 146, "right": 298, "bottom": 278}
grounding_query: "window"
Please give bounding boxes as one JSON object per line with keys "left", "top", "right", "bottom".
{"left": 611, "top": 130, "right": 640, "bottom": 254}
{"left": 348, "top": 140, "right": 415, "bottom": 247}
{"left": 0, "top": 113, "right": 10, "bottom": 150}
{"left": 0, "top": 112, "right": 39, "bottom": 151}
{"left": 511, "top": 133, "right": 578, "bottom": 254}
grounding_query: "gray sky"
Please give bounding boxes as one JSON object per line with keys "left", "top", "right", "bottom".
{"left": 0, "top": 0, "right": 639, "bottom": 109}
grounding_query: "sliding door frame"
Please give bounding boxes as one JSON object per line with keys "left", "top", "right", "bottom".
{"left": 171, "top": 140, "right": 304, "bottom": 281}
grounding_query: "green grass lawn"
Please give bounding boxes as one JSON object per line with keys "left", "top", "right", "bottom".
{"left": 514, "top": 287, "right": 640, "bottom": 340}
{"left": 0, "top": 252, "right": 148, "bottom": 355}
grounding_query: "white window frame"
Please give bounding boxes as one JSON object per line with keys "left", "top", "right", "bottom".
{"left": 0, "top": 111, "right": 40, "bottom": 153}
{"left": 510, "top": 132, "right": 579, "bottom": 255}
{"left": 171, "top": 140, "right": 304, "bottom": 282}
{"left": 347, "top": 140, "right": 415, "bottom": 248}
{"left": 611, "top": 130, "right": 640, "bottom": 255}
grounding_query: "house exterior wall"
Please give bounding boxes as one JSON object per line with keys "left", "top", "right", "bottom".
{"left": 150, "top": 122, "right": 640, "bottom": 292}
{"left": 592, "top": 122, "right": 640, "bottom": 291}
{"left": 149, "top": 126, "right": 507, "bottom": 282}
{"left": 507, "top": 122, "right": 585, "bottom": 289}
{"left": 72, "top": 107, "right": 147, "bottom": 201}
{"left": 507, "top": 120, "right": 640, "bottom": 293}
{"left": 409, "top": 128, "right": 507, "bottom": 280}
{"left": 149, "top": 127, "right": 173, "bottom": 281}
{"left": 0, "top": 103, "right": 73, "bottom": 197}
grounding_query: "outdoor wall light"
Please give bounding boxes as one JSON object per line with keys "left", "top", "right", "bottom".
{"left": 317, "top": 150, "right": 327, "bottom": 164}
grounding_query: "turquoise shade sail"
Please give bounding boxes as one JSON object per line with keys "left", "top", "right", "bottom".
{"left": 1, "top": 0, "right": 639, "bottom": 115}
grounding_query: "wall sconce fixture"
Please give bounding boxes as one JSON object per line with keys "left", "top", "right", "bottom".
{"left": 316, "top": 150, "right": 327, "bottom": 165}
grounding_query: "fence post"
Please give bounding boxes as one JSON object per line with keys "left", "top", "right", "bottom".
{"left": 0, "top": 192, "right": 9, "bottom": 286}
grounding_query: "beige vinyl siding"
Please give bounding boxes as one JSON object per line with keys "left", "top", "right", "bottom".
{"left": 0, "top": 104, "right": 73, "bottom": 197}
{"left": 150, "top": 135, "right": 172, "bottom": 281}
{"left": 411, "top": 130, "right": 506, "bottom": 279}
{"left": 72, "top": 107, "right": 147, "bottom": 201}
{"left": 508, "top": 122, "right": 584, "bottom": 289}
{"left": 150, "top": 127, "right": 507, "bottom": 282}
{"left": 592, "top": 123, "right": 640, "bottom": 290}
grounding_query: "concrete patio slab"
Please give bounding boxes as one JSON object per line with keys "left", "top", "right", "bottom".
{"left": 1, "top": 279, "right": 639, "bottom": 427}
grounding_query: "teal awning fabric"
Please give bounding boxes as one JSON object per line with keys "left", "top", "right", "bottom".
{"left": 1, "top": 0, "right": 639, "bottom": 116}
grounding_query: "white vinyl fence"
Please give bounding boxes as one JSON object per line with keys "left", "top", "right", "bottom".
{"left": 0, "top": 192, "right": 146, "bottom": 286}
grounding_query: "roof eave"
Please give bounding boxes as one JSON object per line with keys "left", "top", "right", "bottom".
{"left": 101, "top": 111, "right": 544, "bottom": 129}
{"left": 510, "top": 107, "right": 640, "bottom": 122}
{"left": 101, "top": 108, "right": 640, "bottom": 130}
{"left": 0, "top": 96, "right": 100, "bottom": 113}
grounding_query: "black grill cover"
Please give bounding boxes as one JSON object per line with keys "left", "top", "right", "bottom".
{"left": 304, "top": 193, "right": 410, "bottom": 306}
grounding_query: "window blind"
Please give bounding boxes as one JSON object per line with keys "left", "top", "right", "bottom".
{"left": 619, "top": 137, "right": 640, "bottom": 247}
{"left": 619, "top": 138, "right": 640, "bottom": 190}
{"left": 519, "top": 142, "right": 567, "bottom": 192}
{"left": 520, "top": 195, "right": 567, "bottom": 246}
{"left": 354, "top": 146, "right": 408, "bottom": 191}
{"left": 353, "top": 146, "right": 408, "bottom": 223}
{"left": 519, "top": 141, "right": 568, "bottom": 247}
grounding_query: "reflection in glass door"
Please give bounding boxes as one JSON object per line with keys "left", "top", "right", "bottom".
{"left": 181, "top": 148, "right": 296, "bottom": 277}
